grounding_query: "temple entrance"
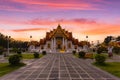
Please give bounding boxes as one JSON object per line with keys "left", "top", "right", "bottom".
{"left": 57, "top": 44, "right": 61, "bottom": 49}
{"left": 56, "top": 40, "right": 62, "bottom": 49}
{"left": 56, "top": 37, "right": 62, "bottom": 50}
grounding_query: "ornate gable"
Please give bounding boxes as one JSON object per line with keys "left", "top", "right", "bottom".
{"left": 50, "top": 24, "right": 68, "bottom": 39}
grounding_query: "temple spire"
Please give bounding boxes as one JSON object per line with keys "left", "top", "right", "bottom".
{"left": 57, "top": 24, "right": 62, "bottom": 29}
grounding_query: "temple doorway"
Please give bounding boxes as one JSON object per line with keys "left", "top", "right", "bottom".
{"left": 56, "top": 40, "right": 62, "bottom": 49}
{"left": 56, "top": 37, "right": 62, "bottom": 50}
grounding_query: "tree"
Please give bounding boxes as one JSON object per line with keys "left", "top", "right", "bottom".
{"left": 116, "top": 36, "right": 120, "bottom": 41}
{"left": 0, "top": 33, "right": 29, "bottom": 51}
{"left": 104, "top": 36, "right": 113, "bottom": 45}
{"left": 0, "top": 46, "right": 4, "bottom": 55}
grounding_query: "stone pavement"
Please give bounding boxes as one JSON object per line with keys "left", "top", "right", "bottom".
{"left": 0, "top": 53, "right": 120, "bottom": 80}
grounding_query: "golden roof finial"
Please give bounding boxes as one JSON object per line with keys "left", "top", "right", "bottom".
{"left": 57, "top": 24, "right": 61, "bottom": 29}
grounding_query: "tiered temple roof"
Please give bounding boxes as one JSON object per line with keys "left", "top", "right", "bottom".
{"left": 39, "top": 25, "right": 79, "bottom": 45}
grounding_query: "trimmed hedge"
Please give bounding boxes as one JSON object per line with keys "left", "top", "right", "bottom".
{"left": 9, "top": 54, "right": 21, "bottom": 65}
{"left": 95, "top": 54, "right": 106, "bottom": 65}
{"left": 72, "top": 50, "right": 76, "bottom": 55}
{"left": 42, "top": 51, "right": 46, "bottom": 55}
{"left": 33, "top": 52, "right": 39, "bottom": 58}
{"left": 79, "top": 51, "right": 86, "bottom": 58}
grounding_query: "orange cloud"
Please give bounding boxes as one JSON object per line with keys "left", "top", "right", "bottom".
{"left": 82, "top": 25, "right": 120, "bottom": 35}
{"left": 12, "top": 28, "right": 48, "bottom": 32}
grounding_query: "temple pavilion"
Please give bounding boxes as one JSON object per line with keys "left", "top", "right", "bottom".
{"left": 29, "top": 24, "right": 82, "bottom": 53}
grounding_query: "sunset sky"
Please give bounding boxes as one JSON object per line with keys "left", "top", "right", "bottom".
{"left": 0, "top": 0, "right": 120, "bottom": 43}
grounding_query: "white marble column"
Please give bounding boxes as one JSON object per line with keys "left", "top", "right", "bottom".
{"left": 63, "top": 38, "right": 64, "bottom": 47}
{"left": 51, "top": 39, "right": 53, "bottom": 50}
{"left": 65, "top": 39, "right": 67, "bottom": 49}
{"left": 54, "top": 37, "right": 56, "bottom": 52}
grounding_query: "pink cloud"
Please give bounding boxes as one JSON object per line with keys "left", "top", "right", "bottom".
{"left": 12, "top": 28, "right": 48, "bottom": 32}
{"left": 0, "top": 0, "right": 101, "bottom": 12}
{"left": 0, "top": 5, "right": 25, "bottom": 12}
{"left": 27, "top": 18, "right": 96, "bottom": 26}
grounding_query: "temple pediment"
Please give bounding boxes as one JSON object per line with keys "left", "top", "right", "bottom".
{"left": 50, "top": 24, "right": 67, "bottom": 39}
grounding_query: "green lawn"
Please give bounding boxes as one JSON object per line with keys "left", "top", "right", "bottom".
{"left": 93, "top": 62, "right": 120, "bottom": 78}
{"left": 8, "top": 52, "right": 44, "bottom": 59}
{"left": 0, "top": 63, "right": 25, "bottom": 77}
{"left": 74, "top": 53, "right": 108, "bottom": 59}
{"left": 21, "top": 53, "right": 43, "bottom": 59}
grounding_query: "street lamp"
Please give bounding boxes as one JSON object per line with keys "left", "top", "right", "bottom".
{"left": 86, "top": 36, "right": 88, "bottom": 41}
{"left": 6, "top": 36, "right": 11, "bottom": 56}
{"left": 29, "top": 35, "right": 32, "bottom": 52}
{"left": 30, "top": 35, "right": 32, "bottom": 41}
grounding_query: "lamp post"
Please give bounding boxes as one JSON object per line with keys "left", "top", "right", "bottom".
{"left": 86, "top": 36, "right": 88, "bottom": 41}
{"left": 30, "top": 35, "right": 32, "bottom": 52}
{"left": 6, "top": 36, "right": 11, "bottom": 56}
{"left": 30, "top": 35, "right": 32, "bottom": 41}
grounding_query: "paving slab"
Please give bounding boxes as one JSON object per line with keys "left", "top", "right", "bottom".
{"left": 0, "top": 53, "right": 120, "bottom": 80}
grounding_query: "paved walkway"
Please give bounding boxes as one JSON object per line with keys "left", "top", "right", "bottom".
{"left": 0, "top": 53, "right": 119, "bottom": 80}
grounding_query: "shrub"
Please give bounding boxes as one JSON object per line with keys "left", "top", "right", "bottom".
{"left": 17, "top": 50, "right": 22, "bottom": 54}
{"left": 42, "top": 51, "right": 46, "bottom": 55}
{"left": 12, "top": 48, "right": 18, "bottom": 53}
{"left": 97, "top": 46, "right": 107, "bottom": 54}
{"left": 0, "top": 46, "right": 4, "bottom": 55}
{"left": 85, "top": 53, "right": 93, "bottom": 59}
{"left": 113, "top": 46, "right": 120, "bottom": 54}
{"left": 9, "top": 54, "right": 21, "bottom": 65}
{"left": 97, "top": 47, "right": 103, "bottom": 54}
{"left": 72, "top": 50, "right": 76, "bottom": 55}
{"left": 18, "top": 54, "right": 22, "bottom": 58}
{"left": 34, "top": 52, "right": 39, "bottom": 58}
{"left": 79, "top": 51, "right": 86, "bottom": 58}
{"left": 95, "top": 54, "right": 106, "bottom": 65}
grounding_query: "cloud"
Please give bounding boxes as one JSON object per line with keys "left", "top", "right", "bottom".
{"left": 0, "top": 0, "right": 103, "bottom": 12}
{"left": 82, "top": 25, "right": 120, "bottom": 35}
{"left": 27, "top": 18, "right": 96, "bottom": 26}
{"left": 12, "top": 28, "right": 48, "bottom": 32}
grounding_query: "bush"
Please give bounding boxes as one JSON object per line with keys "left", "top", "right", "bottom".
{"left": 17, "top": 50, "right": 22, "bottom": 54}
{"left": 97, "top": 46, "right": 107, "bottom": 54}
{"left": 97, "top": 49, "right": 102, "bottom": 54}
{"left": 95, "top": 54, "right": 106, "bottom": 65}
{"left": 85, "top": 53, "right": 93, "bottom": 59}
{"left": 79, "top": 51, "right": 86, "bottom": 58}
{"left": 42, "top": 51, "right": 46, "bottom": 55}
{"left": 34, "top": 52, "right": 39, "bottom": 58}
{"left": 18, "top": 54, "right": 22, "bottom": 58}
{"left": 113, "top": 46, "right": 120, "bottom": 54}
{"left": 0, "top": 46, "right": 4, "bottom": 55}
{"left": 72, "top": 50, "right": 76, "bottom": 55}
{"left": 12, "top": 48, "right": 18, "bottom": 53}
{"left": 9, "top": 54, "right": 21, "bottom": 65}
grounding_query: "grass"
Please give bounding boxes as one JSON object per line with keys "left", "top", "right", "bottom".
{"left": 21, "top": 53, "right": 44, "bottom": 59}
{"left": 74, "top": 52, "right": 110, "bottom": 59}
{"left": 93, "top": 62, "right": 120, "bottom": 78}
{"left": 0, "top": 63, "right": 25, "bottom": 77}
{"left": 74, "top": 53, "right": 94, "bottom": 59}
{"left": 8, "top": 52, "right": 44, "bottom": 59}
